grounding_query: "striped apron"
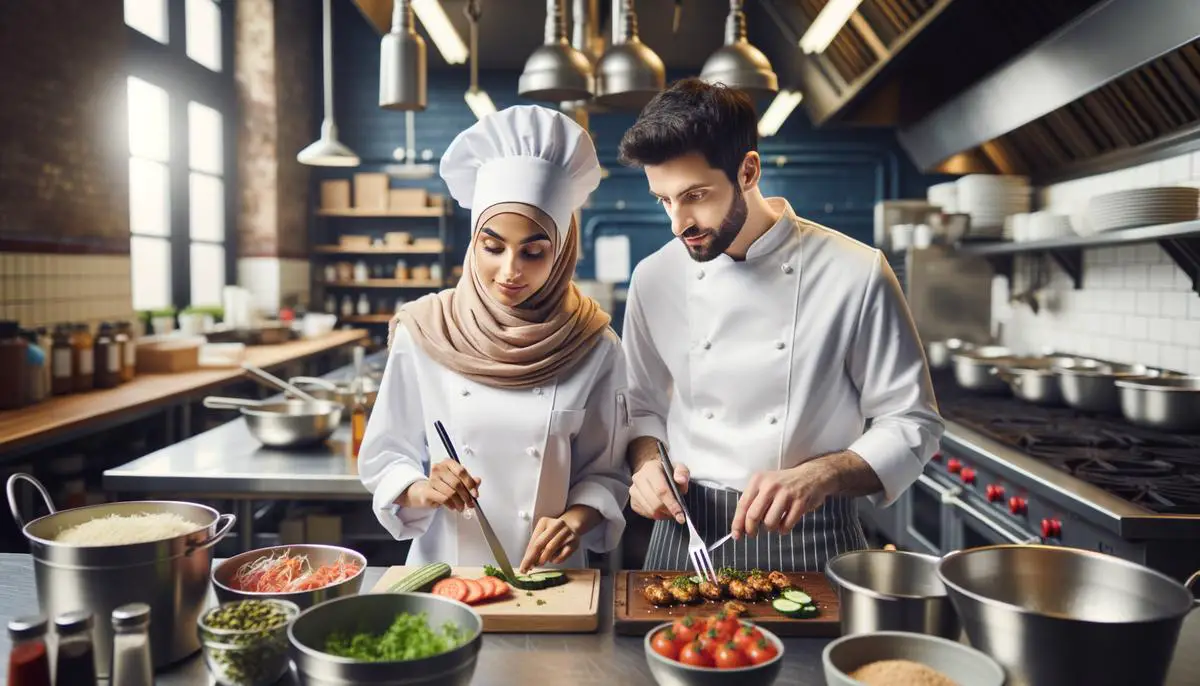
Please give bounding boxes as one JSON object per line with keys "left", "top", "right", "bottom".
{"left": 643, "top": 482, "right": 868, "bottom": 572}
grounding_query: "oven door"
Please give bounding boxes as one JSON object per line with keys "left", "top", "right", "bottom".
{"left": 903, "top": 473, "right": 957, "bottom": 555}
{"left": 948, "top": 494, "right": 1041, "bottom": 549}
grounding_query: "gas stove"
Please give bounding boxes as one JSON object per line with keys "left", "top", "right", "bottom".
{"left": 858, "top": 372, "right": 1200, "bottom": 584}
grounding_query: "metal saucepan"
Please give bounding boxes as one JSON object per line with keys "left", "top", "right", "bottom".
{"left": 288, "top": 376, "right": 379, "bottom": 412}
{"left": 7, "top": 473, "right": 236, "bottom": 678}
{"left": 203, "top": 397, "right": 344, "bottom": 447}
{"left": 825, "top": 549, "right": 961, "bottom": 640}
{"left": 996, "top": 365, "right": 1063, "bottom": 406}
{"left": 1113, "top": 375, "right": 1200, "bottom": 433}
{"left": 937, "top": 544, "right": 1199, "bottom": 686}
{"left": 925, "top": 338, "right": 975, "bottom": 370}
{"left": 1053, "top": 359, "right": 1164, "bottom": 414}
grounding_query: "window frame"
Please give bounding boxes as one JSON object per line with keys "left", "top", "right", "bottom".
{"left": 125, "top": 0, "right": 236, "bottom": 312}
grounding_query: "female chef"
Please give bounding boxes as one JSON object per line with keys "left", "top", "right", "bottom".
{"left": 358, "top": 105, "right": 631, "bottom": 573}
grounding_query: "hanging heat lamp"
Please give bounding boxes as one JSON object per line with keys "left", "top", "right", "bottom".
{"left": 298, "top": 0, "right": 360, "bottom": 166}
{"left": 380, "top": 0, "right": 428, "bottom": 111}
{"left": 518, "top": 0, "right": 594, "bottom": 102}
{"left": 700, "top": 0, "right": 778, "bottom": 97}
{"left": 593, "top": 0, "right": 664, "bottom": 110}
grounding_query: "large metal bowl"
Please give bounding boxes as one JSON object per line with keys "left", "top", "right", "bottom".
{"left": 937, "top": 544, "right": 1200, "bottom": 686}
{"left": 643, "top": 620, "right": 784, "bottom": 686}
{"left": 288, "top": 593, "right": 483, "bottom": 686}
{"left": 1114, "top": 375, "right": 1200, "bottom": 433}
{"left": 822, "top": 631, "right": 1004, "bottom": 686}
{"left": 211, "top": 544, "right": 367, "bottom": 610}
{"left": 203, "top": 397, "right": 344, "bottom": 448}
{"left": 825, "top": 550, "right": 960, "bottom": 639}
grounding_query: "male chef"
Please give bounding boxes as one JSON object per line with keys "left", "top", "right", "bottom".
{"left": 618, "top": 78, "right": 944, "bottom": 572}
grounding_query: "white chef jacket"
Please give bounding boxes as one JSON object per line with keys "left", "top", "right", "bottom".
{"left": 358, "top": 325, "right": 632, "bottom": 568}
{"left": 622, "top": 197, "right": 943, "bottom": 506}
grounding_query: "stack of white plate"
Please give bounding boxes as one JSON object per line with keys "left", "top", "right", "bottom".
{"left": 927, "top": 182, "right": 958, "bottom": 213}
{"left": 955, "top": 175, "right": 1032, "bottom": 237}
{"left": 1085, "top": 187, "right": 1200, "bottom": 232}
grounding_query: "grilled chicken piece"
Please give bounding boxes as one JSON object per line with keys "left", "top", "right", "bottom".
{"left": 723, "top": 601, "right": 748, "bottom": 617}
{"left": 669, "top": 583, "right": 701, "bottom": 604}
{"left": 728, "top": 579, "right": 758, "bottom": 601}
{"left": 748, "top": 574, "right": 776, "bottom": 596}
{"left": 767, "top": 571, "right": 791, "bottom": 591}
{"left": 717, "top": 571, "right": 738, "bottom": 587}
{"left": 643, "top": 584, "right": 675, "bottom": 607}
{"left": 697, "top": 581, "right": 724, "bottom": 601}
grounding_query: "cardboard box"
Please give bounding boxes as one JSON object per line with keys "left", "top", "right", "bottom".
{"left": 389, "top": 188, "right": 428, "bottom": 211}
{"left": 320, "top": 180, "right": 351, "bottom": 211}
{"left": 385, "top": 232, "right": 413, "bottom": 246}
{"left": 305, "top": 514, "right": 343, "bottom": 545}
{"left": 338, "top": 235, "right": 372, "bottom": 248}
{"left": 354, "top": 173, "right": 389, "bottom": 210}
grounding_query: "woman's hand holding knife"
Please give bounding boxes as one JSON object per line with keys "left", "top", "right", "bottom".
{"left": 399, "top": 460, "right": 481, "bottom": 511}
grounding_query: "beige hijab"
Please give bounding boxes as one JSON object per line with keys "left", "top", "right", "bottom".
{"left": 388, "top": 202, "right": 611, "bottom": 389}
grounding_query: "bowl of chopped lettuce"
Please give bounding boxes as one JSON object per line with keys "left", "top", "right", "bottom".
{"left": 288, "top": 592, "right": 483, "bottom": 685}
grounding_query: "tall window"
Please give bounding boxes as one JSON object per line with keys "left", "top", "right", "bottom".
{"left": 125, "top": 0, "right": 233, "bottom": 312}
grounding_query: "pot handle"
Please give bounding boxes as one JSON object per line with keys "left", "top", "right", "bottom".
{"left": 187, "top": 513, "right": 237, "bottom": 555}
{"left": 6, "top": 473, "right": 56, "bottom": 530}
{"left": 289, "top": 376, "right": 339, "bottom": 391}
{"left": 203, "top": 396, "right": 262, "bottom": 410}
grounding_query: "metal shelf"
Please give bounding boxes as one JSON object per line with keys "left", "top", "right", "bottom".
{"left": 957, "top": 220, "right": 1200, "bottom": 295}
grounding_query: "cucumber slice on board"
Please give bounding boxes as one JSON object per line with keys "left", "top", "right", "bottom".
{"left": 771, "top": 598, "right": 803, "bottom": 616}
{"left": 798, "top": 604, "right": 820, "bottom": 618}
{"left": 512, "top": 575, "right": 545, "bottom": 591}
{"left": 782, "top": 589, "right": 812, "bottom": 606}
{"left": 529, "top": 571, "right": 568, "bottom": 588}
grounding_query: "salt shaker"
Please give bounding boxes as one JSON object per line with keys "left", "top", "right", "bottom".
{"left": 109, "top": 603, "right": 153, "bottom": 686}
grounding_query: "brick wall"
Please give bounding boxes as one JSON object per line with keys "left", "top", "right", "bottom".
{"left": 998, "top": 151, "right": 1200, "bottom": 374}
{"left": 0, "top": 0, "right": 129, "bottom": 253}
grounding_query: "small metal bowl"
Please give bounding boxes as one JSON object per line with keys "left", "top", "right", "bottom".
{"left": 644, "top": 620, "right": 784, "bottom": 686}
{"left": 211, "top": 544, "right": 367, "bottom": 610}
{"left": 288, "top": 593, "right": 483, "bottom": 686}
{"left": 823, "top": 631, "right": 1005, "bottom": 686}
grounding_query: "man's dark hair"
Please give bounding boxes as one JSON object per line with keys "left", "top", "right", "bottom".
{"left": 617, "top": 77, "right": 758, "bottom": 185}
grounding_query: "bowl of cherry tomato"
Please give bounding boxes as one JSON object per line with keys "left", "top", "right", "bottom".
{"left": 644, "top": 610, "right": 784, "bottom": 686}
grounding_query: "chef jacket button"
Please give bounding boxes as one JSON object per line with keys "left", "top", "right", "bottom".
{"left": 704, "top": 410, "right": 714, "bottom": 420}
{"left": 462, "top": 445, "right": 473, "bottom": 456}
{"left": 519, "top": 510, "right": 531, "bottom": 521}
{"left": 532, "top": 386, "right": 543, "bottom": 396}
{"left": 696, "top": 269, "right": 705, "bottom": 280}
{"left": 781, "top": 263, "right": 794, "bottom": 274}
{"left": 702, "top": 340, "right": 712, "bottom": 350}
{"left": 525, "top": 446, "right": 539, "bottom": 457}
{"left": 460, "top": 388, "right": 470, "bottom": 397}
{"left": 775, "top": 341, "right": 785, "bottom": 350}
{"left": 767, "top": 414, "right": 778, "bottom": 425}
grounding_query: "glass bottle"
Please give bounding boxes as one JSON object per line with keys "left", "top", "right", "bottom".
{"left": 70, "top": 323, "right": 94, "bottom": 393}
{"left": 6, "top": 615, "right": 52, "bottom": 686}
{"left": 340, "top": 296, "right": 355, "bottom": 318}
{"left": 19, "top": 329, "right": 46, "bottom": 405}
{"left": 350, "top": 346, "right": 367, "bottom": 458}
{"left": 0, "top": 321, "right": 29, "bottom": 410}
{"left": 35, "top": 327, "right": 53, "bottom": 396}
{"left": 109, "top": 604, "right": 152, "bottom": 686}
{"left": 356, "top": 294, "right": 371, "bottom": 315}
{"left": 93, "top": 323, "right": 120, "bottom": 389}
{"left": 114, "top": 322, "right": 134, "bottom": 383}
{"left": 50, "top": 325, "right": 74, "bottom": 396}
{"left": 54, "top": 610, "right": 97, "bottom": 686}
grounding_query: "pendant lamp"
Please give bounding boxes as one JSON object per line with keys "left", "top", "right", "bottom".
{"left": 380, "top": 0, "right": 428, "bottom": 111}
{"left": 298, "top": 0, "right": 360, "bottom": 166}
{"left": 593, "top": 0, "right": 664, "bottom": 110}
{"left": 518, "top": 0, "right": 593, "bottom": 102}
{"left": 700, "top": 0, "right": 778, "bottom": 97}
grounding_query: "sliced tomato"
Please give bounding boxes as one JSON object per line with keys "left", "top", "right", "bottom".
{"left": 462, "top": 578, "right": 485, "bottom": 604}
{"left": 431, "top": 578, "right": 468, "bottom": 603}
{"left": 483, "top": 577, "right": 511, "bottom": 600}
{"left": 474, "top": 576, "right": 499, "bottom": 599}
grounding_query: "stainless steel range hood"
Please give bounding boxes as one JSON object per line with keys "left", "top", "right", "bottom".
{"left": 896, "top": 0, "right": 1200, "bottom": 177}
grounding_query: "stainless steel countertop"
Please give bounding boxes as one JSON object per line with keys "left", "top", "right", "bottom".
{"left": 102, "top": 352, "right": 391, "bottom": 499}
{"left": 0, "top": 553, "right": 836, "bottom": 686}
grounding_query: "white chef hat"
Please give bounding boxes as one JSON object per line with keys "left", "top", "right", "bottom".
{"left": 440, "top": 105, "right": 601, "bottom": 242}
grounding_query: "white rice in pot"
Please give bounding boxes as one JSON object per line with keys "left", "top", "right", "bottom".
{"left": 53, "top": 512, "right": 203, "bottom": 546}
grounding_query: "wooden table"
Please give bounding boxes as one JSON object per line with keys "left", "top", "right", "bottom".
{"left": 0, "top": 329, "right": 367, "bottom": 456}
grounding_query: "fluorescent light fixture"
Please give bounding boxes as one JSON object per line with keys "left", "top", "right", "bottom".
{"left": 757, "top": 90, "right": 803, "bottom": 137}
{"left": 798, "top": 0, "right": 863, "bottom": 54}
{"left": 412, "top": 0, "right": 468, "bottom": 65}
{"left": 464, "top": 88, "right": 497, "bottom": 120}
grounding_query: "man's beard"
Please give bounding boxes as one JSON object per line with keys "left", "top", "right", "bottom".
{"left": 679, "top": 186, "right": 748, "bottom": 262}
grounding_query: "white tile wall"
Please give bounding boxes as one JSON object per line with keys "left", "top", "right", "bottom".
{"left": 998, "top": 152, "right": 1200, "bottom": 374}
{"left": 0, "top": 253, "right": 136, "bottom": 329}
{"left": 237, "top": 257, "right": 311, "bottom": 314}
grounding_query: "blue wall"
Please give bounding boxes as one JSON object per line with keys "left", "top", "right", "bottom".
{"left": 315, "top": 0, "right": 953, "bottom": 287}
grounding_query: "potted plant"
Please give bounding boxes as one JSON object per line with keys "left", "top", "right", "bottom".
{"left": 179, "top": 305, "right": 223, "bottom": 335}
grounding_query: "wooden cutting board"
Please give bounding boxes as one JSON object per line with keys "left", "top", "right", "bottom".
{"left": 371, "top": 566, "right": 601, "bottom": 633}
{"left": 613, "top": 570, "right": 841, "bottom": 638}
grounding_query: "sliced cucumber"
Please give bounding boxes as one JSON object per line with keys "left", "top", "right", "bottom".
{"left": 798, "top": 604, "right": 820, "bottom": 619}
{"left": 689, "top": 575, "right": 703, "bottom": 585}
{"left": 782, "top": 589, "right": 812, "bottom": 606}
{"left": 771, "top": 598, "right": 803, "bottom": 616}
{"left": 513, "top": 574, "right": 545, "bottom": 591}
{"left": 530, "top": 571, "right": 568, "bottom": 588}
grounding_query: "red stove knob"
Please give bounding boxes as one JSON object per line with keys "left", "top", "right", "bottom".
{"left": 1009, "top": 496, "right": 1028, "bottom": 515}
{"left": 1041, "top": 518, "right": 1062, "bottom": 539}
{"left": 960, "top": 468, "right": 976, "bottom": 485}
{"left": 946, "top": 458, "right": 962, "bottom": 474}
{"left": 931, "top": 451, "right": 943, "bottom": 463}
{"left": 986, "top": 484, "right": 1005, "bottom": 502}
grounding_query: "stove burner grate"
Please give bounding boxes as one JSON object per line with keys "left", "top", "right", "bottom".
{"left": 1080, "top": 474, "right": 1200, "bottom": 514}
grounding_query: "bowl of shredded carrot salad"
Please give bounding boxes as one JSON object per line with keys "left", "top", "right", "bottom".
{"left": 212, "top": 544, "right": 367, "bottom": 609}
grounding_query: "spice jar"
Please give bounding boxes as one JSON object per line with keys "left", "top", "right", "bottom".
{"left": 93, "top": 323, "right": 121, "bottom": 389}
{"left": 110, "top": 604, "right": 153, "bottom": 686}
{"left": 20, "top": 329, "right": 47, "bottom": 405}
{"left": 35, "top": 327, "right": 52, "bottom": 395}
{"left": 6, "top": 615, "right": 52, "bottom": 686}
{"left": 114, "top": 321, "right": 135, "bottom": 383}
{"left": 0, "top": 321, "right": 29, "bottom": 410}
{"left": 54, "top": 610, "right": 98, "bottom": 686}
{"left": 70, "top": 323, "right": 94, "bottom": 393}
{"left": 394, "top": 259, "right": 409, "bottom": 281}
{"left": 50, "top": 325, "right": 74, "bottom": 396}
{"left": 356, "top": 294, "right": 371, "bottom": 315}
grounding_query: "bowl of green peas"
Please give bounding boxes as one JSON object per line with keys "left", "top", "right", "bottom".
{"left": 198, "top": 598, "right": 300, "bottom": 686}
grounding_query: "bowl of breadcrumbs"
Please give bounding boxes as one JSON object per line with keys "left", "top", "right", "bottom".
{"left": 822, "top": 631, "right": 1005, "bottom": 686}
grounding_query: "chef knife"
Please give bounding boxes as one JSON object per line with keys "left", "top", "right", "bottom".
{"left": 433, "top": 420, "right": 518, "bottom": 582}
